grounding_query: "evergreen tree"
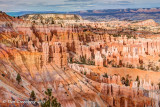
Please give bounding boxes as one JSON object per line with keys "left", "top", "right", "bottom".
{"left": 41, "top": 89, "right": 61, "bottom": 107}
{"left": 70, "top": 57, "right": 73, "bottom": 63}
{"left": 30, "top": 90, "right": 36, "bottom": 101}
{"left": 125, "top": 75, "right": 130, "bottom": 86}
{"left": 103, "top": 73, "right": 108, "bottom": 78}
{"left": 136, "top": 76, "right": 140, "bottom": 87}
{"left": 16, "top": 73, "right": 21, "bottom": 84}
{"left": 121, "top": 77, "right": 125, "bottom": 85}
{"left": 136, "top": 76, "right": 139, "bottom": 81}
{"left": 45, "top": 89, "right": 52, "bottom": 97}
{"left": 125, "top": 77, "right": 130, "bottom": 86}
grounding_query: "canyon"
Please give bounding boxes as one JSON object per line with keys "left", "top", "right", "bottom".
{"left": 0, "top": 11, "right": 160, "bottom": 107}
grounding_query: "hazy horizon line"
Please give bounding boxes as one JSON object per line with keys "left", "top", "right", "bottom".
{"left": 5, "top": 6, "right": 160, "bottom": 13}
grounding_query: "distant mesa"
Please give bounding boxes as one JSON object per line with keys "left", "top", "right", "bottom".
{"left": 20, "top": 13, "right": 83, "bottom": 24}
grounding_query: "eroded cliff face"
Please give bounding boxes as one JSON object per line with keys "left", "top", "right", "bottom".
{"left": 0, "top": 45, "right": 156, "bottom": 107}
{"left": 0, "top": 12, "right": 105, "bottom": 107}
{"left": 0, "top": 12, "right": 160, "bottom": 107}
{"left": 0, "top": 46, "right": 105, "bottom": 107}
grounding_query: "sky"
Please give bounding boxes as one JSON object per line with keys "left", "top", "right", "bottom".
{"left": 0, "top": 0, "right": 160, "bottom": 12}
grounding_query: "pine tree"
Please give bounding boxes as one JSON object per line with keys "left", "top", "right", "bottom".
{"left": 41, "top": 89, "right": 61, "bottom": 107}
{"left": 103, "top": 73, "right": 108, "bottom": 78}
{"left": 136, "top": 76, "right": 139, "bottom": 81}
{"left": 16, "top": 73, "right": 21, "bottom": 84}
{"left": 30, "top": 90, "right": 36, "bottom": 101}
{"left": 45, "top": 89, "right": 52, "bottom": 97}
{"left": 121, "top": 77, "right": 125, "bottom": 85}
{"left": 125, "top": 75, "right": 130, "bottom": 86}
{"left": 136, "top": 76, "right": 140, "bottom": 87}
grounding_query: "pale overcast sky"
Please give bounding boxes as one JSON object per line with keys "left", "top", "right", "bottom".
{"left": 0, "top": 0, "right": 160, "bottom": 12}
